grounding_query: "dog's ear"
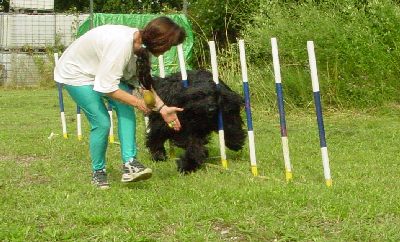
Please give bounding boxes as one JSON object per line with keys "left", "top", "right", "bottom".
{"left": 182, "top": 87, "right": 216, "bottom": 107}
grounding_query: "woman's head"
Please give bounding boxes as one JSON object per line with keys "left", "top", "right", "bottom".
{"left": 142, "top": 16, "right": 186, "bottom": 56}
{"left": 136, "top": 16, "right": 186, "bottom": 89}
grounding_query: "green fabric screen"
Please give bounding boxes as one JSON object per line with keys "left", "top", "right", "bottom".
{"left": 77, "top": 13, "right": 193, "bottom": 76}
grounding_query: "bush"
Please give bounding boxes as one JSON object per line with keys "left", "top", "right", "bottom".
{"left": 186, "top": 0, "right": 259, "bottom": 67}
{"left": 235, "top": 0, "right": 400, "bottom": 108}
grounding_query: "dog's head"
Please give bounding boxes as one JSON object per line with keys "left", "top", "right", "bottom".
{"left": 217, "top": 82, "right": 246, "bottom": 151}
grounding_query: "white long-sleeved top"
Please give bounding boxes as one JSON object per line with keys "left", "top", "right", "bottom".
{"left": 54, "top": 25, "right": 138, "bottom": 93}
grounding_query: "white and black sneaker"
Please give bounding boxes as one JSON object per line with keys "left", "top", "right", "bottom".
{"left": 92, "top": 169, "right": 110, "bottom": 189}
{"left": 121, "top": 158, "right": 152, "bottom": 182}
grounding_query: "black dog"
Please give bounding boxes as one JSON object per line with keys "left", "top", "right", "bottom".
{"left": 146, "top": 70, "right": 246, "bottom": 173}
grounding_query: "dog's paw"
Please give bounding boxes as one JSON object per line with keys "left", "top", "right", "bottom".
{"left": 151, "top": 151, "right": 167, "bottom": 162}
{"left": 176, "top": 158, "right": 201, "bottom": 174}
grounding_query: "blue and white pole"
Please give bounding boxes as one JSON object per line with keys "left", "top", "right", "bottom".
{"left": 208, "top": 41, "right": 228, "bottom": 169}
{"left": 177, "top": 44, "right": 189, "bottom": 88}
{"left": 54, "top": 53, "right": 68, "bottom": 139}
{"left": 238, "top": 40, "right": 258, "bottom": 176}
{"left": 76, "top": 105, "right": 82, "bottom": 140}
{"left": 158, "top": 55, "right": 166, "bottom": 79}
{"left": 107, "top": 102, "right": 115, "bottom": 143}
{"left": 142, "top": 55, "right": 166, "bottom": 134}
{"left": 158, "top": 54, "right": 176, "bottom": 158}
{"left": 307, "top": 41, "right": 332, "bottom": 187}
{"left": 271, "top": 38, "right": 293, "bottom": 182}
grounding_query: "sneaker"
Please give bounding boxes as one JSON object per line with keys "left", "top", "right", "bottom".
{"left": 92, "top": 169, "right": 110, "bottom": 189}
{"left": 121, "top": 158, "right": 152, "bottom": 182}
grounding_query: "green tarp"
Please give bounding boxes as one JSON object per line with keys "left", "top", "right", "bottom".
{"left": 77, "top": 13, "right": 193, "bottom": 76}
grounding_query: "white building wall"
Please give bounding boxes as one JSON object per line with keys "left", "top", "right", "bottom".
{"left": 55, "top": 14, "right": 89, "bottom": 46}
{"left": 0, "top": 14, "right": 56, "bottom": 49}
{"left": 0, "top": 13, "right": 89, "bottom": 49}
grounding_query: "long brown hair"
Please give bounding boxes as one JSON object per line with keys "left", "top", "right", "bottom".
{"left": 136, "top": 16, "right": 186, "bottom": 89}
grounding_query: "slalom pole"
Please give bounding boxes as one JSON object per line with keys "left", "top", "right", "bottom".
{"left": 177, "top": 44, "right": 189, "bottom": 87}
{"left": 176, "top": 43, "right": 189, "bottom": 161}
{"left": 271, "top": 38, "right": 293, "bottom": 182}
{"left": 238, "top": 40, "right": 258, "bottom": 176}
{"left": 143, "top": 115, "right": 150, "bottom": 133}
{"left": 143, "top": 54, "right": 166, "bottom": 134}
{"left": 307, "top": 41, "right": 332, "bottom": 187}
{"left": 158, "top": 55, "right": 175, "bottom": 158}
{"left": 158, "top": 55, "right": 166, "bottom": 78}
{"left": 208, "top": 40, "right": 228, "bottom": 169}
{"left": 107, "top": 102, "right": 115, "bottom": 143}
{"left": 76, "top": 105, "right": 82, "bottom": 141}
{"left": 54, "top": 53, "right": 68, "bottom": 139}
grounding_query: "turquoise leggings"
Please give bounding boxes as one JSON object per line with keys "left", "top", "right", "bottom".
{"left": 64, "top": 83, "right": 137, "bottom": 171}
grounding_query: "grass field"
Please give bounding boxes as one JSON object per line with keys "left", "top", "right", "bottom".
{"left": 0, "top": 89, "right": 399, "bottom": 241}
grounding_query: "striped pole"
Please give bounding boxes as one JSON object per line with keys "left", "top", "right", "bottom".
{"left": 54, "top": 53, "right": 68, "bottom": 139}
{"left": 208, "top": 41, "right": 228, "bottom": 169}
{"left": 238, "top": 40, "right": 258, "bottom": 176}
{"left": 143, "top": 55, "right": 166, "bottom": 134}
{"left": 271, "top": 38, "right": 293, "bottom": 182}
{"left": 107, "top": 102, "right": 115, "bottom": 143}
{"left": 57, "top": 82, "right": 68, "bottom": 139}
{"left": 177, "top": 44, "right": 189, "bottom": 88}
{"left": 158, "top": 55, "right": 176, "bottom": 158}
{"left": 158, "top": 55, "right": 166, "bottom": 78}
{"left": 307, "top": 41, "right": 332, "bottom": 187}
{"left": 76, "top": 105, "right": 82, "bottom": 140}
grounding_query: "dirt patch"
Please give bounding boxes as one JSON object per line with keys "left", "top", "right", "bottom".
{"left": 0, "top": 155, "right": 51, "bottom": 186}
{"left": 0, "top": 155, "right": 14, "bottom": 162}
{"left": 20, "top": 173, "right": 51, "bottom": 186}
{"left": 212, "top": 221, "right": 247, "bottom": 241}
{"left": 0, "top": 154, "right": 40, "bottom": 167}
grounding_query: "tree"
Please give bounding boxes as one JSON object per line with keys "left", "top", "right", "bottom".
{"left": 55, "top": 0, "right": 89, "bottom": 12}
{"left": 54, "top": 0, "right": 183, "bottom": 13}
{"left": 0, "top": 0, "right": 9, "bottom": 12}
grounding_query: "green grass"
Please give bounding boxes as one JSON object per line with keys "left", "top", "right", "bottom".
{"left": 1, "top": 89, "right": 399, "bottom": 241}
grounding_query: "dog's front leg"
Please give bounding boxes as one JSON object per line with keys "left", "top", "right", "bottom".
{"left": 177, "top": 136, "right": 208, "bottom": 173}
{"left": 146, "top": 127, "right": 169, "bottom": 161}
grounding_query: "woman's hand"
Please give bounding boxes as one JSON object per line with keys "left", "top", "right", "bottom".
{"left": 135, "top": 99, "right": 151, "bottom": 114}
{"left": 159, "top": 105, "right": 184, "bottom": 131}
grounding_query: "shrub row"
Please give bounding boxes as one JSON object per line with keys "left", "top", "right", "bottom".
{"left": 199, "top": 0, "right": 400, "bottom": 108}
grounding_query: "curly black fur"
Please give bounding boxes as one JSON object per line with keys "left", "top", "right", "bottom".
{"left": 145, "top": 70, "right": 246, "bottom": 173}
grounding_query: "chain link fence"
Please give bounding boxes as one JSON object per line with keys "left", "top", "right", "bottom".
{"left": 0, "top": 4, "right": 88, "bottom": 86}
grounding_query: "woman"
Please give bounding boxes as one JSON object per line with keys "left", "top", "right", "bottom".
{"left": 54, "top": 16, "right": 186, "bottom": 189}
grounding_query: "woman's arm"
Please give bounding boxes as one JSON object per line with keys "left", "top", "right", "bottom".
{"left": 106, "top": 89, "right": 150, "bottom": 114}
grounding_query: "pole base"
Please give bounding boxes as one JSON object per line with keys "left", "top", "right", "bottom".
{"left": 109, "top": 135, "right": 115, "bottom": 143}
{"left": 221, "top": 159, "right": 228, "bottom": 169}
{"left": 285, "top": 170, "right": 293, "bottom": 182}
{"left": 326, "top": 179, "right": 333, "bottom": 187}
{"left": 251, "top": 166, "right": 258, "bottom": 176}
{"left": 169, "top": 142, "right": 175, "bottom": 159}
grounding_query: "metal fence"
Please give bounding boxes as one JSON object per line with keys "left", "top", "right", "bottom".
{"left": 0, "top": 51, "right": 49, "bottom": 86}
{"left": 0, "top": 10, "right": 89, "bottom": 86}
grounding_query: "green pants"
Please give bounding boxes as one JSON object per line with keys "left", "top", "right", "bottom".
{"left": 64, "top": 83, "right": 137, "bottom": 171}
